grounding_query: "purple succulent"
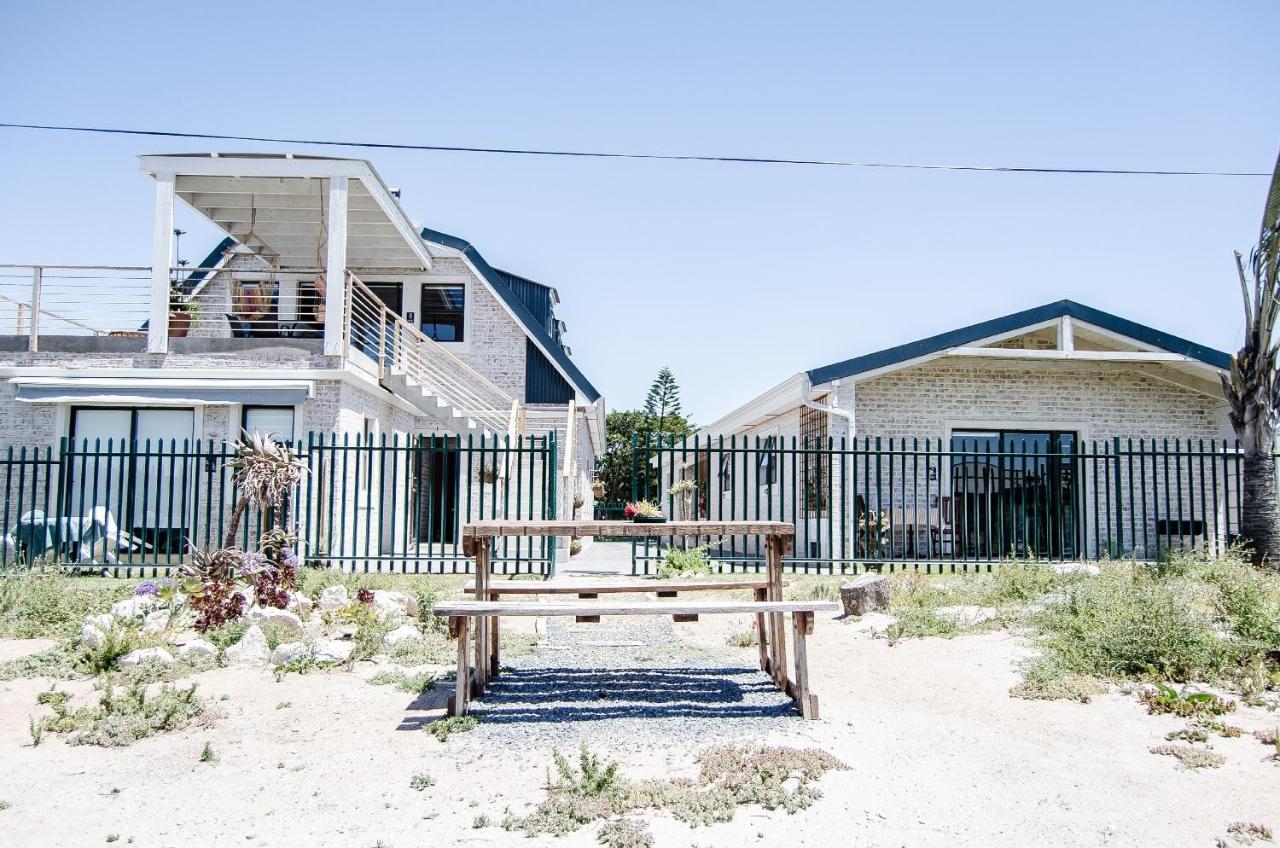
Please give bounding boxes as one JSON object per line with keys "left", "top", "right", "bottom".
{"left": 134, "top": 580, "right": 158, "bottom": 596}
{"left": 240, "top": 551, "right": 269, "bottom": 575}
{"left": 281, "top": 547, "right": 299, "bottom": 569}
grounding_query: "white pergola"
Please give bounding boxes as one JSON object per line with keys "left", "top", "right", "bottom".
{"left": 139, "top": 153, "right": 434, "bottom": 356}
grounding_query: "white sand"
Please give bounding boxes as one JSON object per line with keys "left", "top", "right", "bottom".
{"left": 0, "top": 619, "right": 1276, "bottom": 847}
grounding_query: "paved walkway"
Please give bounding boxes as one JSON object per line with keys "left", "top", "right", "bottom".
{"left": 559, "top": 540, "right": 633, "bottom": 576}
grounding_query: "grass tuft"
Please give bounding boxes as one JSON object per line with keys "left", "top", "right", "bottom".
{"left": 425, "top": 715, "right": 478, "bottom": 742}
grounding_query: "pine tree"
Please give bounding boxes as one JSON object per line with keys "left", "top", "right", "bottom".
{"left": 644, "top": 367, "right": 682, "bottom": 434}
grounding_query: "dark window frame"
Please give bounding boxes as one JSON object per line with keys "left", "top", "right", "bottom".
{"left": 419, "top": 283, "right": 466, "bottom": 343}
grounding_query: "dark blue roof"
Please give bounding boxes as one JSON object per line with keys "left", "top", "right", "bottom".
{"left": 807, "top": 299, "right": 1230, "bottom": 385}
{"left": 178, "top": 236, "right": 236, "bottom": 294}
{"left": 418, "top": 226, "right": 600, "bottom": 402}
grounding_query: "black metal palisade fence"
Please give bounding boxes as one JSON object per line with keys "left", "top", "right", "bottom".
{"left": 631, "top": 434, "right": 1257, "bottom": 575}
{"left": 0, "top": 433, "right": 558, "bottom": 577}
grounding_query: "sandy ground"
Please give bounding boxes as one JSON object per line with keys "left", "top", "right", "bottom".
{"left": 1, "top": 615, "right": 1277, "bottom": 848}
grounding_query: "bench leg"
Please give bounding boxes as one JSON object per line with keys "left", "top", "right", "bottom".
{"left": 766, "top": 536, "right": 788, "bottom": 692}
{"left": 576, "top": 592, "right": 600, "bottom": 624}
{"left": 473, "top": 538, "right": 491, "bottom": 691}
{"left": 451, "top": 615, "right": 470, "bottom": 717}
{"left": 489, "top": 593, "right": 501, "bottom": 677}
{"left": 754, "top": 586, "right": 769, "bottom": 672}
{"left": 790, "top": 611, "right": 818, "bottom": 720}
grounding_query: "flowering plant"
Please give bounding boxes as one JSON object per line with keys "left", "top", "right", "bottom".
{"left": 623, "top": 500, "right": 663, "bottom": 519}
{"left": 669, "top": 480, "right": 697, "bottom": 520}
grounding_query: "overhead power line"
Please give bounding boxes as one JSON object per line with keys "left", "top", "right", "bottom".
{"left": 0, "top": 121, "right": 1269, "bottom": 177}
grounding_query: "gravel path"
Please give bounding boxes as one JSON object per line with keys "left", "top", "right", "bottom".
{"left": 465, "top": 614, "right": 798, "bottom": 748}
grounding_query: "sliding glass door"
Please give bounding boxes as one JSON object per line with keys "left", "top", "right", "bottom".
{"left": 950, "top": 429, "right": 1079, "bottom": 560}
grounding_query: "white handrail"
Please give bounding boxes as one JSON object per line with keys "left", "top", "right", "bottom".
{"left": 346, "top": 272, "right": 518, "bottom": 434}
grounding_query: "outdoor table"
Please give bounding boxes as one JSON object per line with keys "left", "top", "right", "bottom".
{"left": 461, "top": 520, "right": 796, "bottom": 694}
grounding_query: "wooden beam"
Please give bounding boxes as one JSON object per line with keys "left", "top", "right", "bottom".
{"left": 946, "top": 346, "right": 1191, "bottom": 363}
{"left": 461, "top": 520, "right": 794, "bottom": 538}
{"left": 432, "top": 600, "right": 839, "bottom": 617}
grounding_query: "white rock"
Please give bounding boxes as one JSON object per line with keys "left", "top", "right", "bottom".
{"left": 140, "top": 610, "right": 171, "bottom": 636}
{"left": 270, "top": 641, "right": 310, "bottom": 665}
{"left": 248, "top": 606, "right": 304, "bottom": 633}
{"left": 80, "top": 623, "right": 106, "bottom": 649}
{"left": 1050, "top": 563, "right": 1101, "bottom": 576}
{"left": 287, "top": 592, "right": 314, "bottom": 615}
{"left": 313, "top": 639, "right": 353, "bottom": 664}
{"left": 318, "top": 585, "right": 349, "bottom": 611}
{"left": 935, "top": 605, "right": 999, "bottom": 627}
{"left": 383, "top": 624, "right": 424, "bottom": 647}
{"left": 177, "top": 639, "right": 216, "bottom": 661}
{"left": 117, "top": 647, "right": 174, "bottom": 667}
{"left": 84, "top": 613, "right": 114, "bottom": 631}
{"left": 372, "top": 590, "right": 417, "bottom": 619}
{"left": 224, "top": 624, "right": 270, "bottom": 665}
{"left": 111, "top": 596, "right": 158, "bottom": 621}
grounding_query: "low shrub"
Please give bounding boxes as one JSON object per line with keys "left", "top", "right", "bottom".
{"left": 0, "top": 573, "right": 128, "bottom": 639}
{"left": 726, "top": 630, "right": 757, "bottom": 648}
{"left": 503, "top": 744, "right": 846, "bottom": 838}
{"left": 30, "top": 679, "right": 210, "bottom": 747}
{"left": 597, "top": 819, "right": 653, "bottom": 848}
{"left": 425, "top": 715, "right": 478, "bottom": 741}
{"left": 1009, "top": 659, "right": 1107, "bottom": 702}
{"left": 409, "top": 773, "right": 435, "bottom": 791}
{"left": 657, "top": 545, "right": 713, "bottom": 579}
{"left": 0, "top": 644, "right": 79, "bottom": 681}
{"left": 1141, "top": 683, "right": 1236, "bottom": 718}
{"left": 369, "top": 669, "right": 436, "bottom": 694}
{"left": 1149, "top": 743, "right": 1226, "bottom": 769}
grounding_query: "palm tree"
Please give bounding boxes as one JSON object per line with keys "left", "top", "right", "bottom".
{"left": 1222, "top": 149, "right": 1280, "bottom": 567}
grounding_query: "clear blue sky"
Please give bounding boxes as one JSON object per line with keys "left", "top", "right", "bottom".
{"left": 2, "top": 1, "right": 1277, "bottom": 424}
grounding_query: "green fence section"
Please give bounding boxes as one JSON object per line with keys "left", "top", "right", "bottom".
{"left": 631, "top": 433, "right": 1251, "bottom": 575}
{"left": 0, "top": 433, "right": 558, "bottom": 577}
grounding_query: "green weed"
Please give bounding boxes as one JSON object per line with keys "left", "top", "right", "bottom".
{"left": 425, "top": 715, "right": 478, "bottom": 741}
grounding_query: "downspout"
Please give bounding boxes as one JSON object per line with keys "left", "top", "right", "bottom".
{"left": 801, "top": 377, "right": 855, "bottom": 435}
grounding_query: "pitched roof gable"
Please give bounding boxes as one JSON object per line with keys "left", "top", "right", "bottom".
{"left": 807, "top": 300, "right": 1230, "bottom": 385}
{"left": 418, "top": 226, "right": 600, "bottom": 402}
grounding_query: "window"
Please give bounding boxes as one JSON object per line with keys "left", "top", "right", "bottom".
{"left": 243, "top": 406, "right": 295, "bottom": 444}
{"left": 758, "top": 435, "right": 777, "bottom": 486}
{"left": 420, "top": 284, "right": 465, "bottom": 342}
{"left": 801, "top": 405, "right": 830, "bottom": 514}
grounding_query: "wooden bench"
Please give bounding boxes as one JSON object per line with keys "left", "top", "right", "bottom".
{"left": 462, "top": 578, "right": 785, "bottom": 623}
{"left": 435, "top": 599, "right": 839, "bottom": 721}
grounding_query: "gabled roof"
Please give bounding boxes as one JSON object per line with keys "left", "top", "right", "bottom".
{"left": 807, "top": 299, "right": 1230, "bottom": 385}
{"left": 418, "top": 226, "right": 601, "bottom": 402}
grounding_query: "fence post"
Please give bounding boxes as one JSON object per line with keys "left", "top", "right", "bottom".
{"left": 29, "top": 266, "right": 42, "bottom": 353}
{"left": 547, "top": 431, "right": 558, "bottom": 578}
{"left": 1112, "top": 437, "right": 1124, "bottom": 558}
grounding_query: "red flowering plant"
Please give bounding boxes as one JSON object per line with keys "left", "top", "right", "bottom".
{"left": 242, "top": 527, "right": 300, "bottom": 609}
{"left": 180, "top": 546, "right": 247, "bottom": 631}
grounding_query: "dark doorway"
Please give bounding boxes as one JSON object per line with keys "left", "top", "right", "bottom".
{"left": 414, "top": 437, "right": 459, "bottom": 545}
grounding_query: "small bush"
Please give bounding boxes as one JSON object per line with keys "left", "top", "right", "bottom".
{"left": 503, "top": 744, "right": 846, "bottom": 838}
{"left": 597, "top": 819, "right": 653, "bottom": 848}
{"left": 0, "top": 574, "right": 128, "bottom": 639}
{"left": 1010, "top": 660, "right": 1107, "bottom": 702}
{"left": 472, "top": 814, "right": 492, "bottom": 829}
{"left": 1149, "top": 743, "right": 1226, "bottom": 769}
{"left": 30, "top": 679, "right": 210, "bottom": 747}
{"left": 1226, "top": 821, "right": 1273, "bottom": 843}
{"left": 0, "top": 645, "right": 79, "bottom": 681}
{"left": 726, "top": 630, "right": 756, "bottom": 648}
{"left": 369, "top": 669, "right": 436, "bottom": 694}
{"left": 409, "top": 773, "right": 435, "bottom": 791}
{"left": 657, "top": 545, "right": 712, "bottom": 579}
{"left": 199, "top": 741, "right": 216, "bottom": 763}
{"left": 1141, "top": 683, "right": 1236, "bottom": 718}
{"left": 425, "top": 715, "right": 478, "bottom": 741}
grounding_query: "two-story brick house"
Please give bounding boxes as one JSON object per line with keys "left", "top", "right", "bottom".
{"left": 0, "top": 153, "right": 603, "bottom": 570}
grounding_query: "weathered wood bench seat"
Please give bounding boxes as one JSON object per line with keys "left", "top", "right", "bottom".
{"left": 436, "top": 599, "right": 839, "bottom": 720}
{"left": 462, "top": 578, "right": 788, "bottom": 623}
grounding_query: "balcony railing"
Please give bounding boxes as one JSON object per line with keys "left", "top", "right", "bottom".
{"left": 0, "top": 263, "right": 521, "bottom": 436}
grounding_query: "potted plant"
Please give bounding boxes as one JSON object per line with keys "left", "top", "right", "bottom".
{"left": 168, "top": 286, "right": 200, "bottom": 338}
{"left": 624, "top": 500, "right": 666, "bottom": 523}
{"left": 590, "top": 480, "right": 605, "bottom": 500}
